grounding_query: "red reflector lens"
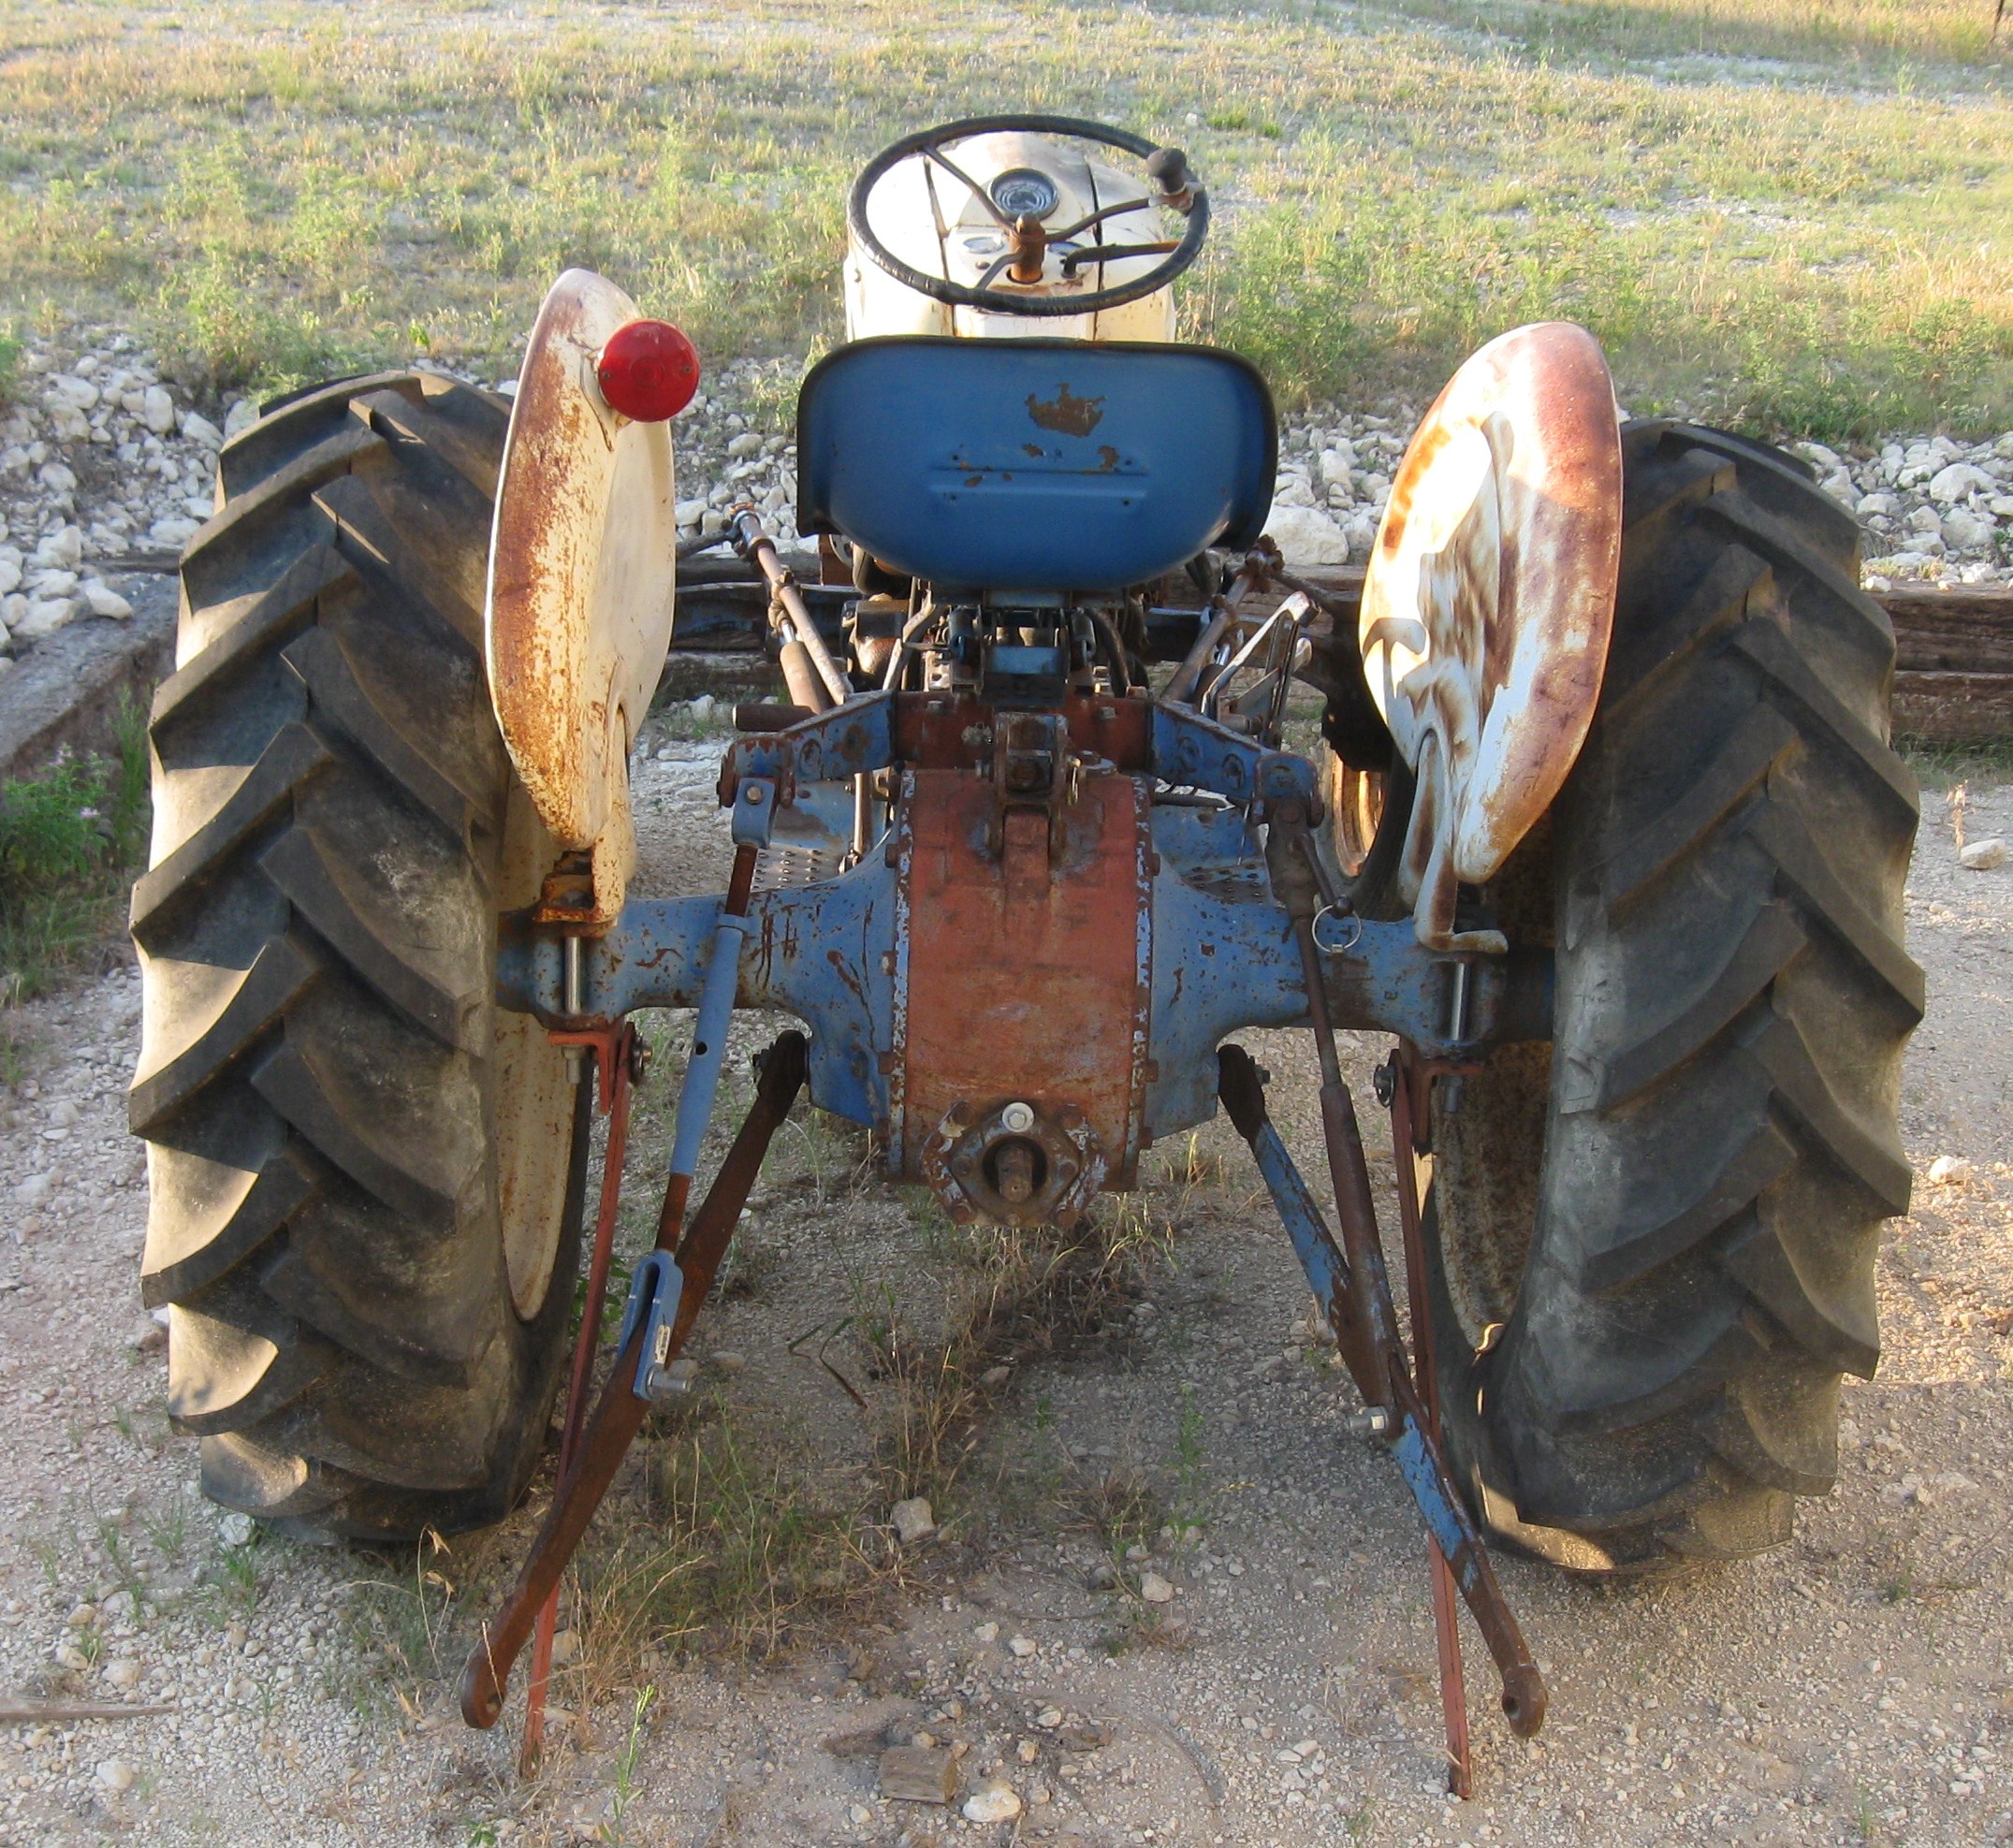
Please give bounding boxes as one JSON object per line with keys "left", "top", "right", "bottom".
{"left": 595, "top": 318, "right": 700, "bottom": 423}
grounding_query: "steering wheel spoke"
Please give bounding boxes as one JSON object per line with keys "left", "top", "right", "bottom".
{"left": 920, "top": 140, "right": 1014, "bottom": 226}
{"left": 1049, "top": 195, "right": 1153, "bottom": 243}
{"left": 1060, "top": 240, "right": 1179, "bottom": 279}
{"left": 849, "top": 115, "right": 1209, "bottom": 319}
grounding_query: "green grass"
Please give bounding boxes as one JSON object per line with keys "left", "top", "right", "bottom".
{"left": 1901, "top": 734, "right": 2013, "bottom": 789}
{"left": 1393, "top": 0, "right": 2012, "bottom": 67}
{"left": 0, "top": 1, "right": 2006, "bottom": 434}
{"left": 0, "top": 698, "right": 150, "bottom": 1002}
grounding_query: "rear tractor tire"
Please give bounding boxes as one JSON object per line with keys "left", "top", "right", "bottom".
{"left": 1336, "top": 421, "right": 1922, "bottom": 1573}
{"left": 129, "top": 372, "right": 590, "bottom": 1543}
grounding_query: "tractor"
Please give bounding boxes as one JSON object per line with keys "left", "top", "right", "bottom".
{"left": 129, "top": 116, "right": 1920, "bottom": 1782}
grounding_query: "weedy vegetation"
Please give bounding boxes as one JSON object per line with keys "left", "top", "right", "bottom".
{"left": 0, "top": 697, "right": 150, "bottom": 1003}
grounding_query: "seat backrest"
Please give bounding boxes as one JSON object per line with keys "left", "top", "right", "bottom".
{"left": 795, "top": 337, "right": 1276, "bottom": 591}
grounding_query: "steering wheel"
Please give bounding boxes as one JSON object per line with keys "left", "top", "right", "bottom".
{"left": 848, "top": 114, "right": 1209, "bottom": 318}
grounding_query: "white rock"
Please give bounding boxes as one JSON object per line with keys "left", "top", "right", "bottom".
{"left": 0, "top": 558, "right": 16, "bottom": 595}
{"left": 1928, "top": 461, "right": 1992, "bottom": 504}
{"left": 1958, "top": 837, "right": 2006, "bottom": 870}
{"left": 48, "top": 374, "right": 99, "bottom": 412}
{"left": 1942, "top": 511, "right": 1993, "bottom": 553}
{"left": 1009, "top": 1634, "right": 1038, "bottom": 1657}
{"left": 1271, "top": 469, "right": 1319, "bottom": 509}
{"left": 102, "top": 1657, "right": 142, "bottom": 1690}
{"left": 1796, "top": 440, "right": 1844, "bottom": 472}
{"left": 35, "top": 523, "right": 82, "bottom": 567}
{"left": 1264, "top": 502, "right": 1349, "bottom": 567}
{"left": 224, "top": 398, "right": 259, "bottom": 438}
{"left": 1138, "top": 1571, "right": 1175, "bottom": 1604}
{"left": 1856, "top": 492, "right": 1899, "bottom": 518}
{"left": 181, "top": 411, "right": 225, "bottom": 449}
{"left": 1927, "top": 1155, "right": 1974, "bottom": 1186}
{"left": 80, "top": 578, "right": 132, "bottom": 620}
{"left": 217, "top": 1509, "right": 255, "bottom": 1548}
{"left": 674, "top": 497, "right": 707, "bottom": 525}
{"left": 961, "top": 1782, "right": 1023, "bottom": 1824}
{"left": 15, "top": 596, "right": 77, "bottom": 640}
{"left": 726, "top": 430, "right": 765, "bottom": 458}
{"left": 972, "top": 1621, "right": 999, "bottom": 1643}
{"left": 847, "top": 1803, "right": 872, "bottom": 1825}
{"left": 890, "top": 1496, "right": 937, "bottom": 1546}
{"left": 142, "top": 386, "right": 177, "bottom": 434}
{"left": 29, "top": 568, "right": 78, "bottom": 597}
{"left": 148, "top": 516, "right": 199, "bottom": 547}
{"left": 95, "top": 1759, "right": 136, "bottom": 1794}
{"left": 699, "top": 507, "right": 726, "bottom": 535}
{"left": 37, "top": 460, "right": 78, "bottom": 495}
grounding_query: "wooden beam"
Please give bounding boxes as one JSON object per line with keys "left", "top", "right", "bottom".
{"left": 1274, "top": 568, "right": 2013, "bottom": 743}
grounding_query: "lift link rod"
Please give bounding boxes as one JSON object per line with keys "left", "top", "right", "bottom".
{"left": 461, "top": 1028, "right": 809, "bottom": 1731}
{"left": 518, "top": 1020, "right": 640, "bottom": 1777}
{"left": 730, "top": 504, "right": 851, "bottom": 711}
{"left": 1234, "top": 801, "right": 1546, "bottom": 1750}
{"left": 1215, "top": 1044, "right": 1545, "bottom": 1748}
{"left": 1386, "top": 1042, "right": 1475, "bottom": 1799}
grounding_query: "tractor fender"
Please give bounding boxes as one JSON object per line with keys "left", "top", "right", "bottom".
{"left": 486, "top": 268, "right": 679, "bottom": 924}
{"left": 1357, "top": 322, "right": 1622, "bottom": 952}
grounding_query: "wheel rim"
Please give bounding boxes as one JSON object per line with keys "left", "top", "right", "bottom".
{"left": 1331, "top": 764, "right": 1386, "bottom": 877}
{"left": 495, "top": 784, "right": 580, "bottom": 1320}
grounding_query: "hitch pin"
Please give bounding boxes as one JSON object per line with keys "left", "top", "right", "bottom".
{"left": 562, "top": 935, "right": 587, "bottom": 1083}
{"left": 1447, "top": 957, "right": 1470, "bottom": 1045}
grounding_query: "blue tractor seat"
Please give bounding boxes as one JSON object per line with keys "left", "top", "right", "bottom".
{"left": 795, "top": 337, "right": 1276, "bottom": 592}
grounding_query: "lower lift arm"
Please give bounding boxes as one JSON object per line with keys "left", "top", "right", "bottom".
{"left": 1216, "top": 1044, "right": 1546, "bottom": 1739}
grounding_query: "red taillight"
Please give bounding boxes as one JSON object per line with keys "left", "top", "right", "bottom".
{"left": 595, "top": 318, "right": 700, "bottom": 423}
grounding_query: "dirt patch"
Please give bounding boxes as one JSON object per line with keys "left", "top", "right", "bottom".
{"left": 0, "top": 747, "right": 2008, "bottom": 1845}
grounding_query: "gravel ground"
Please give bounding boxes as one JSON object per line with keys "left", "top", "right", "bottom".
{"left": 1, "top": 729, "right": 2008, "bottom": 1847}
{"left": 3, "top": 321, "right": 2010, "bottom": 696}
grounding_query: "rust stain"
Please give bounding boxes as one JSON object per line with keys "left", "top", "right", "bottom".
{"left": 1026, "top": 384, "right": 1105, "bottom": 437}
{"left": 1356, "top": 321, "right": 1621, "bottom": 951}
{"left": 1023, "top": 443, "right": 1045, "bottom": 459}
{"left": 1097, "top": 444, "right": 1120, "bottom": 473}
{"left": 897, "top": 770, "right": 1146, "bottom": 1196}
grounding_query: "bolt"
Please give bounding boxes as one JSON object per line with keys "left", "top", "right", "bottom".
{"left": 1000, "top": 1100, "right": 1035, "bottom": 1134}
{"left": 1344, "top": 1406, "right": 1393, "bottom": 1440}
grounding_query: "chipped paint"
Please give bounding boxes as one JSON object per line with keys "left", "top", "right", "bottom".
{"left": 1357, "top": 322, "right": 1622, "bottom": 952}
{"left": 1026, "top": 383, "right": 1106, "bottom": 436}
{"left": 897, "top": 769, "right": 1148, "bottom": 1200}
{"left": 487, "top": 269, "right": 679, "bottom": 923}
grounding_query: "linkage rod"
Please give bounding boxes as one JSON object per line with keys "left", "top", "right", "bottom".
{"left": 730, "top": 505, "right": 852, "bottom": 707}
{"left": 1215, "top": 1040, "right": 1546, "bottom": 1745}
{"left": 461, "top": 1031, "right": 810, "bottom": 1731}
